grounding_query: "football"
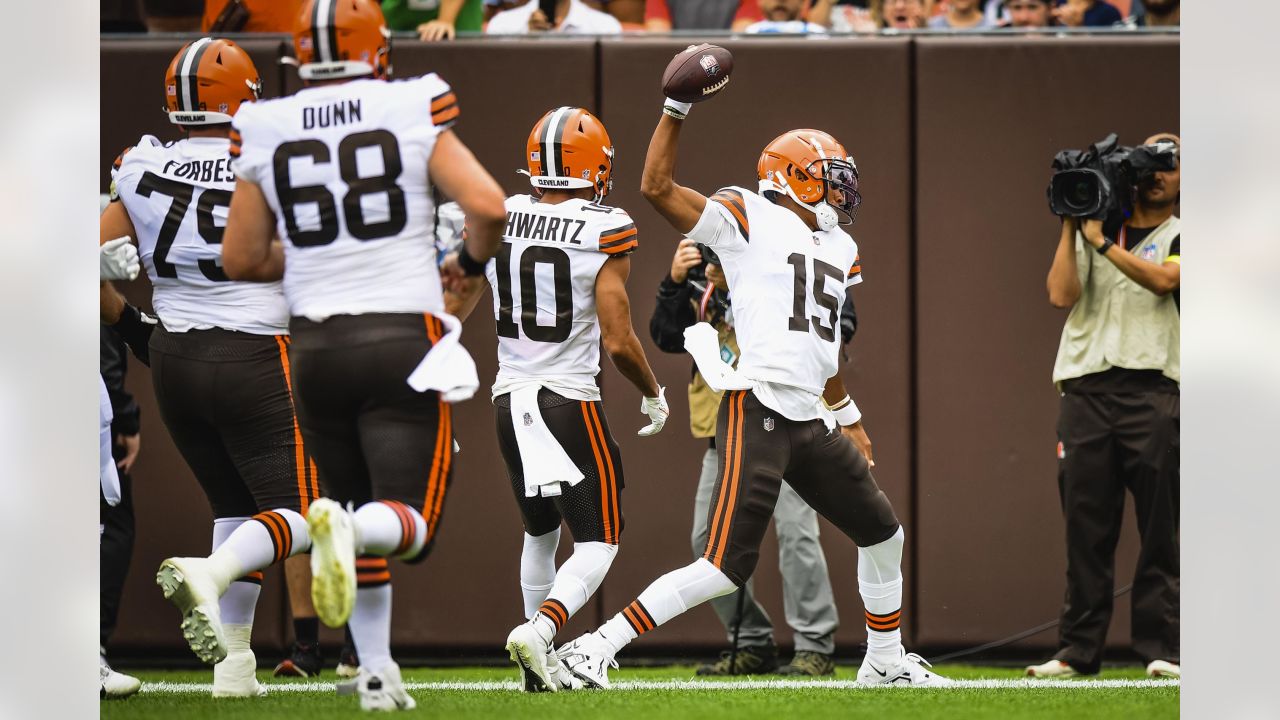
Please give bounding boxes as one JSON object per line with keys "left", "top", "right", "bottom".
{"left": 661, "top": 43, "right": 734, "bottom": 104}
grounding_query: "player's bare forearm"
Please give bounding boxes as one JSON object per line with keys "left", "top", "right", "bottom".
{"left": 223, "top": 179, "right": 285, "bottom": 281}
{"left": 640, "top": 113, "right": 706, "bottom": 234}
{"left": 444, "top": 280, "right": 486, "bottom": 321}
{"left": 100, "top": 200, "right": 136, "bottom": 245}
{"left": 597, "top": 256, "right": 661, "bottom": 397}
{"left": 101, "top": 281, "right": 126, "bottom": 324}
{"left": 1047, "top": 218, "right": 1082, "bottom": 308}
{"left": 430, "top": 131, "right": 506, "bottom": 263}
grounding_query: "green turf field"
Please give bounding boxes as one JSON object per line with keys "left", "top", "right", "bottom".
{"left": 101, "top": 664, "right": 1178, "bottom": 719}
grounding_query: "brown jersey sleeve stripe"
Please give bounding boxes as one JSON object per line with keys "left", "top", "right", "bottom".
{"left": 431, "top": 102, "right": 460, "bottom": 128}
{"left": 430, "top": 92, "right": 457, "bottom": 112}
{"left": 599, "top": 224, "right": 637, "bottom": 246}
{"left": 711, "top": 190, "right": 749, "bottom": 240}
{"left": 112, "top": 146, "right": 133, "bottom": 171}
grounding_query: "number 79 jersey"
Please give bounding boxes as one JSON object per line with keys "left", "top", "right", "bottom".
{"left": 111, "top": 135, "right": 288, "bottom": 334}
{"left": 687, "top": 186, "right": 861, "bottom": 399}
{"left": 231, "top": 74, "right": 459, "bottom": 320}
{"left": 485, "top": 195, "right": 638, "bottom": 399}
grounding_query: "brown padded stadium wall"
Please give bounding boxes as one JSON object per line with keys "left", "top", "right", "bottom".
{"left": 98, "top": 35, "right": 1178, "bottom": 658}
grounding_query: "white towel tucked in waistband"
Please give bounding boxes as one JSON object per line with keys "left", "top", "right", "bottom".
{"left": 407, "top": 313, "right": 479, "bottom": 402}
{"left": 683, "top": 322, "right": 752, "bottom": 393}
{"left": 508, "top": 382, "right": 584, "bottom": 498}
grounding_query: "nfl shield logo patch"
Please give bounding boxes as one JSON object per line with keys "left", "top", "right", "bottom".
{"left": 763, "top": 417, "right": 776, "bottom": 432}
{"left": 700, "top": 54, "right": 720, "bottom": 76}
{"left": 523, "top": 412, "right": 534, "bottom": 427}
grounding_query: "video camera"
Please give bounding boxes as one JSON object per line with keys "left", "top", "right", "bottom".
{"left": 1046, "top": 133, "right": 1178, "bottom": 219}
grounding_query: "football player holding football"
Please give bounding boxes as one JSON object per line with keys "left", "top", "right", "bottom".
{"left": 103, "top": 38, "right": 321, "bottom": 697}
{"left": 220, "top": 0, "right": 506, "bottom": 710}
{"left": 446, "top": 107, "right": 668, "bottom": 692}
{"left": 557, "top": 54, "right": 950, "bottom": 689}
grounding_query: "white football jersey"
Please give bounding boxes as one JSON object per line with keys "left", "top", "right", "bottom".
{"left": 687, "top": 186, "right": 861, "bottom": 419}
{"left": 486, "top": 195, "right": 638, "bottom": 399}
{"left": 231, "top": 74, "right": 460, "bottom": 320}
{"left": 111, "top": 135, "right": 288, "bottom": 334}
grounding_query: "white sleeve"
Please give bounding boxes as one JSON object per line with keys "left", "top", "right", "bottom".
{"left": 229, "top": 109, "right": 267, "bottom": 185}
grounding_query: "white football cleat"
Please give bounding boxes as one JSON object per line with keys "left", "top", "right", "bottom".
{"left": 156, "top": 557, "right": 228, "bottom": 664}
{"left": 857, "top": 650, "right": 953, "bottom": 687}
{"left": 213, "top": 624, "right": 267, "bottom": 698}
{"left": 547, "top": 647, "right": 584, "bottom": 691}
{"left": 557, "top": 633, "right": 618, "bottom": 689}
{"left": 307, "top": 498, "right": 357, "bottom": 628}
{"left": 1025, "top": 659, "right": 1078, "bottom": 678}
{"left": 1146, "top": 660, "right": 1180, "bottom": 678}
{"left": 99, "top": 656, "right": 141, "bottom": 699}
{"left": 358, "top": 662, "right": 416, "bottom": 712}
{"left": 506, "top": 622, "right": 556, "bottom": 692}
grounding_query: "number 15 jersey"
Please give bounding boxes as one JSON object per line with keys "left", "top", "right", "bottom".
{"left": 687, "top": 186, "right": 861, "bottom": 421}
{"left": 485, "top": 195, "right": 638, "bottom": 401}
{"left": 231, "top": 73, "right": 459, "bottom": 321}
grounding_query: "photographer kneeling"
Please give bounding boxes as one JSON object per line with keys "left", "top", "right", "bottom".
{"left": 1030, "top": 133, "right": 1181, "bottom": 679}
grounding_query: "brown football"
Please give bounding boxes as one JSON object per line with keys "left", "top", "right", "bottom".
{"left": 661, "top": 44, "right": 734, "bottom": 104}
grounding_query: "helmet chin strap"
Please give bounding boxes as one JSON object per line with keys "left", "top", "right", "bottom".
{"left": 773, "top": 180, "right": 838, "bottom": 232}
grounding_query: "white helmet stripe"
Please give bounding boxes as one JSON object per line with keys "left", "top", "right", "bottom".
{"left": 314, "top": 0, "right": 336, "bottom": 63}
{"left": 543, "top": 106, "right": 572, "bottom": 178}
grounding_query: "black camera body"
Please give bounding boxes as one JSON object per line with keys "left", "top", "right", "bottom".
{"left": 1047, "top": 133, "right": 1178, "bottom": 219}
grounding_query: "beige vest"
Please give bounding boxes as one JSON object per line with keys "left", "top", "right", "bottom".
{"left": 1052, "top": 215, "right": 1181, "bottom": 388}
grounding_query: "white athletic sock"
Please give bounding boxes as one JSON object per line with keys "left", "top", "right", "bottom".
{"left": 532, "top": 541, "right": 618, "bottom": 642}
{"left": 520, "top": 529, "right": 560, "bottom": 619}
{"left": 597, "top": 558, "right": 735, "bottom": 656}
{"left": 208, "top": 510, "right": 310, "bottom": 590}
{"left": 349, "top": 583, "right": 393, "bottom": 672}
{"left": 354, "top": 501, "right": 427, "bottom": 560}
{"left": 858, "top": 526, "right": 905, "bottom": 661}
{"left": 211, "top": 518, "right": 260, "bottom": 625}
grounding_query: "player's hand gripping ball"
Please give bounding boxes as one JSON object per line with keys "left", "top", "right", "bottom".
{"left": 662, "top": 43, "right": 734, "bottom": 104}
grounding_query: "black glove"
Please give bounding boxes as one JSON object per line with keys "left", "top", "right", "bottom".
{"left": 112, "top": 304, "right": 157, "bottom": 366}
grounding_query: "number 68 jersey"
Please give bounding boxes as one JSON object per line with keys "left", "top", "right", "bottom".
{"left": 231, "top": 73, "right": 459, "bottom": 320}
{"left": 111, "top": 135, "right": 288, "bottom": 334}
{"left": 486, "top": 195, "right": 638, "bottom": 401}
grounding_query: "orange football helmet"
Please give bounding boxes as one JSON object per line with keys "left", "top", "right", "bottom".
{"left": 164, "top": 37, "right": 261, "bottom": 125}
{"left": 757, "top": 129, "right": 861, "bottom": 227}
{"left": 293, "top": 0, "right": 391, "bottom": 82}
{"left": 523, "top": 107, "right": 615, "bottom": 200}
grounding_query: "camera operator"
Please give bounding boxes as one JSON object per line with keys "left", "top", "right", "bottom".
{"left": 1030, "top": 133, "right": 1181, "bottom": 680}
{"left": 648, "top": 239, "right": 856, "bottom": 677}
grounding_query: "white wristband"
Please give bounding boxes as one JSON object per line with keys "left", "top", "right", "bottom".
{"left": 662, "top": 97, "right": 692, "bottom": 119}
{"left": 828, "top": 395, "right": 861, "bottom": 426}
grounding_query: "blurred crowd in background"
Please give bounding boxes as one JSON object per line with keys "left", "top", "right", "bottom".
{"left": 102, "top": 0, "right": 1179, "bottom": 38}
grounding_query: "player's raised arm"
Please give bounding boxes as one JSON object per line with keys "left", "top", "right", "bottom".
{"left": 641, "top": 44, "right": 735, "bottom": 235}
{"left": 640, "top": 113, "right": 707, "bottom": 235}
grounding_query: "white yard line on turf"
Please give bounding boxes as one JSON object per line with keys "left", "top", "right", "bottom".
{"left": 140, "top": 678, "right": 1179, "bottom": 694}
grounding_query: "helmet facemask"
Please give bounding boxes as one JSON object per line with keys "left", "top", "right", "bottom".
{"left": 809, "top": 156, "right": 861, "bottom": 226}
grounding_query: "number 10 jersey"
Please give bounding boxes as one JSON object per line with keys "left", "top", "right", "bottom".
{"left": 485, "top": 195, "right": 638, "bottom": 401}
{"left": 231, "top": 73, "right": 459, "bottom": 320}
